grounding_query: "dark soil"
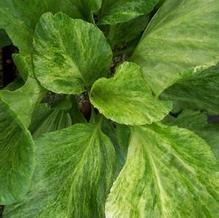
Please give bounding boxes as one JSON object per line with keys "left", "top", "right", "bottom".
{"left": 0, "top": 205, "right": 4, "bottom": 218}
{"left": 0, "top": 45, "right": 18, "bottom": 88}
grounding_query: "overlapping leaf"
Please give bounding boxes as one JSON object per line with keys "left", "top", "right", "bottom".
{"left": 30, "top": 104, "right": 72, "bottom": 138}
{"left": 75, "top": 0, "right": 102, "bottom": 17}
{"left": 100, "top": 0, "right": 159, "bottom": 24}
{"left": 4, "top": 123, "right": 116, "bottom": 218}
{"left": 107, "top": 15, "right": 149, "bottom": 52}
{"left": 90, "top": 62, "right": 171, "bottom": 125}
{"left": 164, "top": 110, "right": 219, "bottom": 159}
{"left": 106, "top": 123, "right": 218, "bottom": 218}
{"left": 0, "top": 54, "right": 43, "bottom": 204}
{"left": 0, "top": 100, "right": 34, "bottom": 205}
{"left": 133, "top": 0, "right": 219, "bottom": 95}
{"left": 0, "top": 0, "right": 83, "bottom": 53}
{"left": 33, "top": 12, "right": 112, "bottom": 94}
{"left": 161, "top": 64, "right": 219, "bottom": 114}
{"left": 0, "top": 77, "right": 43, "bottom": 127}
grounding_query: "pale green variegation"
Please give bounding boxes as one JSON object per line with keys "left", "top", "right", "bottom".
{"left": 0, "top": 77, "right": 44, "bottom": 127}
{"left": 0, "top": 0, "right": 83, "bottom": 53}
{"left": 4, "top": 123, "right": 116, "bottom": 218}
{"left": 161, "top": 64, "right": 219, "bottom": 114}
{"left": 164, "top": 110, "right": 219, "bottom": 159}
{"left": 33, "top": 12, "right": 112, "bottom": 94}
{"left": 106, "top": 123, "right": 219, "bottom": 218}
{"left": 0, "top": 54, "right": 41, "bottom": 204}
{"left": 90, "top": 62, "right": 171, "bottom": 125}
{"left": 133, "top": 0, "right": 219, "bottom": 95}
{"left": 30, "top": 104, "right": 72, "bottom": 138}
{"left": 100, "top": 0, "right": 159, "bottom": 24}
{"left": 0, "top": 100, "right": 34, "bottom": 205}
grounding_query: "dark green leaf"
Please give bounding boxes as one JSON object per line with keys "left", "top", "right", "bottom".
{"left": 29, "top": 104, "right": 72, "bottom": 138}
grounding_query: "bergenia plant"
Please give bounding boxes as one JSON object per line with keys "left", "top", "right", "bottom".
{"left": 0, "top": 0, "right": 218, "bottom": 217}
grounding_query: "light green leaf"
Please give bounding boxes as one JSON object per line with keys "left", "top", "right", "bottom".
{"left": 163, "top": 110, "right": 219, "bottom": 159}
{"left": 106, "top": 123, "right": 218, "bottom": 218}
{"left": 90, "top": 62, "right": 171, "bottom": 125}
{"left": 0, "top": 0, "right": 82, "bottom": 53}
{"left": 30, "top": 104, "right": 72, "bottom": 138}
{"left": 0, "top": 76, "right": 44, "bottom": 127}
{"left": 4, "top": 123, "right": 116, "bottom": 218}
{"left": 133, "top": 0, "right": 219, "bottom": 95}
{"left": 0, "top": 99, "right": 34, "bottom": 205}
{"left": 161, "top": 64, "right": 219, "bottom": 114}
{"left": 33, "top": 12, "right": 112, "bottom": 94}
{"left": 100, "top": 0, "right": 159, "bottom": 24}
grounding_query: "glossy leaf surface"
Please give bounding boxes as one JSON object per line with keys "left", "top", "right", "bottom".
{"left": 106, "top": 124, "right": 218, "bottom": 218}
{"left": 100, "top": 0, "right": 158, "bottom": 24}
{"left": 33, "top": 12, "right": 112, "bottom": 94}
{"left": 4, "top": 123, "right": 116, "bottom": 218}
{"left": 0, "top": 0, "right": 82, "bottom": 53}
{"left": 0, "top": 100, "right": 34, "bottom": 205}
{"left": 90, "top": 62, "right": 171, "bottom": 125}
{"left": 161, "top": 64, "right": 219, "bottom": 114}
{"left": 133, "top": 0, "right": 219, "bottom": 95}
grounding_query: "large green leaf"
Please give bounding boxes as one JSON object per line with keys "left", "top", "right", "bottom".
{"left": 90, "top": 62, "right": 171, "bottom": 125}
{"left": 99, "top": 0, "right": 159, "bottom": 24}
{"left": 33, "top": 12, "right": 112, "bottom": 94}
{"left": 106, "top": 123, "right": 218, "bottom": 218}
{"left": 161, "top": 64, "right": 219, "bottom": 114}
{"left": 0, "top": 0, "right": 83, "bottom": 53}
{"left": 4, "top": 123, "right": 116, "bottom": 218}
{"left": 133, "top": 0, "right": 219, "bottom": 95}
{"left": 0, "top": 99, "right": 34, "bottom": 205}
